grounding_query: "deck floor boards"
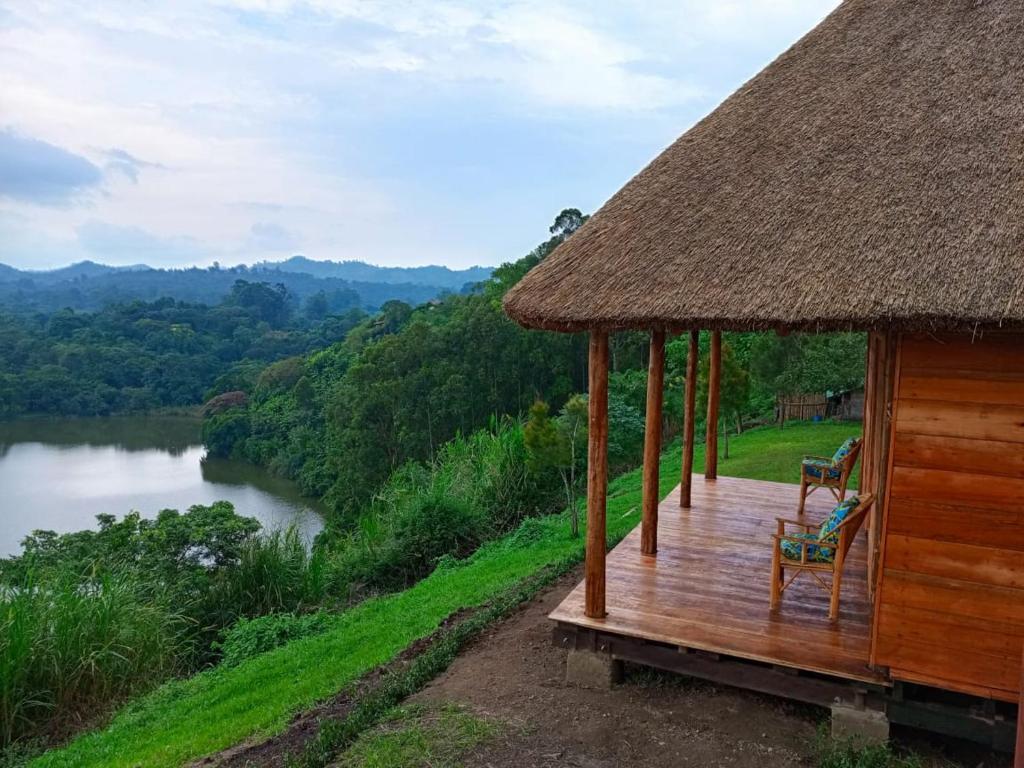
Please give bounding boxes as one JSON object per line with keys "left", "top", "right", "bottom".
{"left": 550, "top": 474, "right": 885, "bottom": 684}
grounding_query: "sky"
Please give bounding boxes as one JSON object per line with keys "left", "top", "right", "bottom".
{"left": 0, "top": 1, "right": 840, "bottom": 271}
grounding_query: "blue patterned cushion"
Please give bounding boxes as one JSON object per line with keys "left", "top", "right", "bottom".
{"left": 780, "top": 532, "right": 834, "bottom": 563}
{"left": 831, "top": 437, "right": 858, "bottom": 465}
{"left": 802, "top": 458, "right": 841, "bottom": 480}
{"left": 818, "top": 497, "right": 860, "bottom": 547}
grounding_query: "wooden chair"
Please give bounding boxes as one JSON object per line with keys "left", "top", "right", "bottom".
{"left": 769, "top": 493, "right": 874, "bottom": 621}
{"left": 797, "top": 436, "right": 862, "bottom": 514}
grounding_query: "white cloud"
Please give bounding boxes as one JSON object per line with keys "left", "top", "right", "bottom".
{"left": 0, "top": 0, "right": 840, "bottom": 269}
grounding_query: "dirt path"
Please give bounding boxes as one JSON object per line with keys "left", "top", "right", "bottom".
{"left": 413, "top": 568, "right": 1009, "bottom": 768}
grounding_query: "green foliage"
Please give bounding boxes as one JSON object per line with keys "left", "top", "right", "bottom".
{"left": 215, "top": 611, "right": 333, "bottom": 668}
{"left": 201, "top": 408, "right": 251, "bottom": 456}
{"left": 0, "top": 289, "right": 364, "bottom": 418}
{"left": 0, "top": 567, "right": 188, "bottom": 747}
{"left": 524, "top": 397, "right": 587, "bottom": 536}
{"left": 606, "top": 394, "right": 645, "bottom": 469}
{"left": 377, "top": 492, "right": 485, "bottom": 589}
{"left": 524, "top": 401, "right": 570, "bottom": 472}
{"left": 256, "top": 356, "right": 306, "bottom": 396}
{"left": 751, "top": 333, "right": 866, "bottom": 401}
{"left": 203, "top": 528, "right": 330, "bottom": 626}
{"left": 0, "top": 261, "right": 460, "bottom": 318}
{"left": 227, "top": 280, "right": 292, "bottom": 328}
{"left": 3, "top": 502, "right": 261, "bottom": 583}
{"left": 204, "top": 211, "right": 593, "bottom": 514}
{"left": 326, "top": 422, "right": 562, "bottom": 596}
{"left": 0, "top": 506, "right": 334, "bottom": 750}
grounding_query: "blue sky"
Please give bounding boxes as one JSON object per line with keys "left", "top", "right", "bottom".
{"left": 0, "top": 1, "right": 839, "bottom": 270}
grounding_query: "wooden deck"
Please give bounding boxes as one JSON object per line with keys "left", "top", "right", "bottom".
{"left": 551, "top": 474, "right": 886, "bottom": 685}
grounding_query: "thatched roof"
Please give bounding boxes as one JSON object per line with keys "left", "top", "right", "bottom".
{"left": 503, "top": 0, "right": 1024, "bottom": 333}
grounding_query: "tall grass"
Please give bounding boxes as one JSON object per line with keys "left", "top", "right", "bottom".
{"left": 0, "top": 568, "right": 187, "bottom": 747}
{"left": 203, "top": 527, "right": 330, "bottom": 632}
{"left": 1, "top": 524, "right": 336, "bottom": 751}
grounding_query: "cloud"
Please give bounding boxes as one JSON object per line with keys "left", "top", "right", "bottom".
{"left": 76, "top": 220, "right": 210, "bottom": 266}
{"left": 0, "top": 129, "right": 102, "bottom": 205}
{"left": 102, "top": 148, "right": 164, "bottom": 184}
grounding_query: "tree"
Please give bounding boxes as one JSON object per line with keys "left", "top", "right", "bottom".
{"left": 750, "top": 333, "right": 866, "bottom": 425}
{"left": 524, "top": 397, "right": 587, "bottom": 537}
{"left": 228, "top": 280, "right": 291, "bottom": 327}
{"left": 304, "top": 290, "right": 328, "bottom": 321}
{"left": 699, "top": 340, "right": 750, "bottom": 459}
{"left": 549, "top": 208, "right": 587, "bottom": 238}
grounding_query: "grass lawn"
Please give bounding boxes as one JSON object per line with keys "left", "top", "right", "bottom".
{"left": 30, "top": 421, "right": 860, "bottom": 768}
{"left": 335, "top": 703, "right": 496, "bottom": 768}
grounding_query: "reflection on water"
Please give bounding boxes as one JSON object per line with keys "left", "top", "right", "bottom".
{"left": 0, "top": 416, "right": 325, "bottom": 557}
{"left": 0, "top": 415, "right": 201, "bottom": 456}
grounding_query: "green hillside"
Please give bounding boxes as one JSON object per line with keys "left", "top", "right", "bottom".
{"left": 31, "top": 421, "right": 859, "bottom": 768}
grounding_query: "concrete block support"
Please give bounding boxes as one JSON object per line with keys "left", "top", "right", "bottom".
{"left": 566, "top": 648, "right": 623, "bottom": 689}
{"left": 831, "top": 702, "right": 890, "bottom": 746}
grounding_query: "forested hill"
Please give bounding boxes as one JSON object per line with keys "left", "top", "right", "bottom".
{"left": 0, "top": 281, "right": 369, "bottom": 417}
{"left": 0, "top": 259, "right": 492, "bottom": 314}
{"left": 258, "top": 256, "right": 492, "bottom": 289}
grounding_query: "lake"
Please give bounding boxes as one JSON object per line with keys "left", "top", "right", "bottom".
{"left": 0, "top": 416, "right": 326, "bottom": 557}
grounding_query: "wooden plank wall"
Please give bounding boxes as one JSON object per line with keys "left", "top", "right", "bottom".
{"left": 872, "top": 332, "right": 1024, "bottom": 702}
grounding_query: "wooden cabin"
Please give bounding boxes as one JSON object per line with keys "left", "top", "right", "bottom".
{"left": 502, "top": 0, "right": 1023, "bottom": 756}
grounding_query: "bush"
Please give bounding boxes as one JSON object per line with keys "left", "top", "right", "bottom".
{"left": 215, "top": 611, "right": 333, "bottom": 667}
{"left": 388, "top": 493, "right": 484, "bottom": 583}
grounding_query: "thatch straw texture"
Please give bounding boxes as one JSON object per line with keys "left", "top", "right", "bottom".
{"left": 503, "top": 0, "right": 1024, "bottom": 333}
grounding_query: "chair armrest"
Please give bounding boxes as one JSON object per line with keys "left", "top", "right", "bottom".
{"left": 773, "top": 533, "right": 835, "bottom": 551}
{"left": 775, "top": 517, "right": 818, "bottom": 532}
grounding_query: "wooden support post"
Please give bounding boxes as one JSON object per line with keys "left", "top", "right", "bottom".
{"left": 585, "top": 330, "right": 609, "bottom": 619}
{"left": 680, "top": 330, "right": 698, "bottom": 508}
{"left": 1015, "top": 644, "right": 1023, "bottom": 768}
{"left": 705, "top": 330, "right": 721, "bottom": 480}
{"left": 641, "top": 329, "right": 665, "bottom": 555}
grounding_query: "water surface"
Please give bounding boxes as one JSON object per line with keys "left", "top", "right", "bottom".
{"left": 0, "top": 416, "right": 325, "bottom": 557}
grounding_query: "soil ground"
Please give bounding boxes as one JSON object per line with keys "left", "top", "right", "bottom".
{"left": 413, "top": 568, "right": 1011, "bottom": 768}
{"left": 203, "top": 567, "right": 1012, "bottom": 768}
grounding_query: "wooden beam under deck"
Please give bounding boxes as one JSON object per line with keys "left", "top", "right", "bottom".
{"left": 552, "top": 474, "right": 885, "bottom": 685}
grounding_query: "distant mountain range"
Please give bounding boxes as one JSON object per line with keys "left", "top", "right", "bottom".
{"left": 258, "top": 256, "right": 493, "bottom": 290}
{"left": 0, "top": 258, "right": 494, "bottom": 314}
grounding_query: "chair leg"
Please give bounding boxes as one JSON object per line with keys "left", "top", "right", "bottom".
{"left": 829, "top": 566, "right": 843, "bottom": 621}
{"left": 798, "top": 478, "right": 808, "bottom": 515}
